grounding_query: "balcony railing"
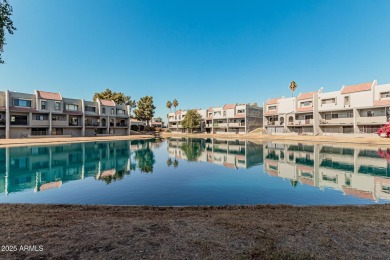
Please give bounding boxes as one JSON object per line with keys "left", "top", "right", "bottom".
{"left": 10, "top": 120, "right": 28, "bottom": 126}
{"left": 85, "top": 122, "right": 99, "bottom": 126}
{"left": 357, "top": 116, "right": 387, "bottom": 124}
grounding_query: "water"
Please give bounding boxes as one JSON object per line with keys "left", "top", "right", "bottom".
{"left": 0, "top": 138, "right": 389, "bottom": 206}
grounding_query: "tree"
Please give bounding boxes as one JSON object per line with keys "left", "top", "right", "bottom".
{"left": 289, "top": 81, "right": 298, "bottom": 97}
{"left": 180, "top": 139, "right": 205, "bottom": 161}
{"left": 133, "top": 96, "right": 156, "bottom": 126}
{"left": 172, "top": 99, "right": 179, "bottom": 112}
{"left": 93, "top": 88, "right": 131, "bottom": 105}
{"left": 166, "top": 101, "right": 172, "bottom": 112}
{"left": 134, "top": 140, "right": 156, "bottom": 173}
{"left": 167, "top": 158, "right": 172, "bottom": 167}
{"left": 181, "top": 109, "right": 202, "bottom": 133}
{"left": 0, "top": 0, "right": 16, "bottom": 64}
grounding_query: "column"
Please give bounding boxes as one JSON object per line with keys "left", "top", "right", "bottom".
{"left": 353, "top": 108, "right": 359, "bottom": 133}
{"left": 49, "top": 111, "right": 52, "bottom": 135}
{"left": 5, "top": 90, "right": 10, "bottom": 139}
{"left": 81, "top": 99, "right": 86, "bottom": 137}
{"left": 107, "top": 115, "right": 110, "bottom": 134}
{"left": 313, "top": 93, "right": 321, "bottom": 135}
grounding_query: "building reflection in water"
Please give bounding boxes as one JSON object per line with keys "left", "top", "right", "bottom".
{"left": 167, "top": 138, "right": 263, "bottom": 169}
{"left": 264, "top": 142, "right": 390, "bottom": 202}
{"left": 0, "top": 139, "right": 161, "bottom": 194}
{"left": 1, "top": 137, "right": 390, "bottom": 203}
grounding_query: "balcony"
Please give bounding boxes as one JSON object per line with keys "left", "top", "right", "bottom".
{"left": 213, "top": 123, "right": 228, "bottom": 127}
{"left": 116, "top": 123, "right": 128, "bottom": 127}
{"left": 10, "top": 118, "right": 28, "bottom": 126}
{"left": 293, "top": 119, "right": 313, "bottom": 125}
{"left": 85, "top": 122, "right": 99, "bottom": 127}
{"left": 68, "top": 122, "right": 81, "bottom": 127}
{"left": 357, "top": 116, "right": 387, "bottom": 125}
{"left": 229, "top": 122, "right": 245, "bottom": 127}
{"left": 320, "top": 118, "right": 353, "bottom": 125}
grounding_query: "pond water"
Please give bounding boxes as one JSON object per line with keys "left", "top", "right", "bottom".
{"left": 0, "top": 138, "right": 389, "bottom": 206}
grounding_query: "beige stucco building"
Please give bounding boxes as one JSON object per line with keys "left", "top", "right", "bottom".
{"left": 0, "top": 90, "right": 133, "bottom": 138}
{"left": 264, "top": 80, "right": 390, "bottom": 135}
{"left": 167, "top": 104, "right": 263, "bottom": 134}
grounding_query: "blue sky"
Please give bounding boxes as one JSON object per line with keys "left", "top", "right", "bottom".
{"left": 1, "top": 0, "right": 390, "bottom": 119}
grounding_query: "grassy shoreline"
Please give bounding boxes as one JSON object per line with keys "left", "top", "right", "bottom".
{"left": 0, "top": 203, "right": 389, "bottom": 259}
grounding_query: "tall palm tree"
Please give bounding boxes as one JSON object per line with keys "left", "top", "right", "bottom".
{"left": 166, "top": 101, "right": 172, "bottom": 130}
{"left": 289, "top": 81, "right": 298, "bottom": 97}
{"left": 166, "top": 101, "right": 172, "bottom": 112}
{"left": 172, "top": 99, "right": 179, "bottom": 131}
{"left": 128, "top": 100, "right": 136, "bottom": 134}
{"left": 172, "top": 99, "right": 179, "bottom": 112}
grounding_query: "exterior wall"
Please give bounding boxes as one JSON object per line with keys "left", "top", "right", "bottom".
{"left": 0, "top": 91, "right": 5, "bottom": 107}
{"left": 278, "top": 97, "right": 296, "bottom": 114}
{"left": 9, "top": 127, "right": 30, "bottom": 138}
{"left": 63, "top": 128, "right": 82, "bottom": 137}
{"left": 9, "top": 92, "right": 37, "bottom": 109}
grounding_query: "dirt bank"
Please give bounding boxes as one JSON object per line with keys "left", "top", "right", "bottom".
{"left": 161, "top": 132, "right": 390, "bottom": 146}
{"left": 0, "top": 204, "right": 389, "bottom": 259}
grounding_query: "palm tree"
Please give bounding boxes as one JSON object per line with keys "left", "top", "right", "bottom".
{"left": 166, "top": 101, "right": 172, "bottom": 112}
{"left": 172, "top": 99, "right": 179, "bottom": 112}
{"left": 166, "top": 101, "right": 172, "bottom": 130}
{"left": 289, "top": 81, "right": 298, "bottom": 97}
{"left": 173, "top": 159, "right": 179, "bottom": 168}
{"left": 167, "top": 158, "right": 172, "bottom": 167}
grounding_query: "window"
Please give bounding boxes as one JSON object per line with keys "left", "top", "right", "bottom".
{"left": 223, "top": 111, "right": 226, "bottom": 117}
{"left": 321, "top": 98, "right": 336, "bottom": 105}
{"left": 367, "top": 111, "right": 374, "bottom": 117}
{"left": 85, "top": 106, "right": 96, "bottom": 112}
{"left": 332, "top": 114, "right": 339, "bottom": 119}
{"left": 65, "top": 104, "right": 78, "bottom": 111}
{"left": 347, "top": 111, "right": 353, "bottom": 118}
{"left": 35, "top": 114, "right": 48, "bottom": 121}
{"left": 41, "top": 100, "right": 47, "bottom": 110}
{"left": 55, "top": 102, "right": 61, "bottom": 111}
{"left": 380, "top": 92, "right": 390, "bottom": 98}
{"left": 301, "top": 101, "right": 312, "bottom": 107}
{"left": 117, "top": 109, "right": 125, "bottom": 115}
{"left": 69, "top": 117, "right": 79, "bottom": 126}
{"left": 208, "top": 113, "right": 212, "bottom": 117}
{"left": 268, "top": 106, "right": 276, "bottom": 111}
{"left": 344, "top": 96, "right": 350, "bottom": 105}
{"left": 102, "top": 107, "right": 106, "bottom": 114}
{"left": 111, "top": 108, "right": 115, "bottom": 115}
{"left": 14, "top": 99, "right": 32, "bottom": 107}
{"left": 237, "top": 109, "right": 245, "bottom": 113}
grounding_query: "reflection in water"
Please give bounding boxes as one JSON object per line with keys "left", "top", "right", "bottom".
{"left": 0, "top": 137, "right": 390, "bottom": 204}
{"left": 264, "top": 142, "right": 390, "bottom": 202}
{"left": 167, "top": 138, "right": 263, "bottom": 169}
{"left": 0, "top": 139, "right": 160, "bottom": 194}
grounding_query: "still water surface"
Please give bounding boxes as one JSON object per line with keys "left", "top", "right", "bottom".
{"left": 0, "top": 138, "right": 389, "bottom": 205}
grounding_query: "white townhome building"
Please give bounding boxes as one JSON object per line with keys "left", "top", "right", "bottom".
{"left": 264, "top": 80, "right": 390, "bottom": 135}
{"left": 167, "top": 104, "right": 263, "bottom": 133}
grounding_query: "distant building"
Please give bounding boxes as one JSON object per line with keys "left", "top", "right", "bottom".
{"left": 264, "top": 80, "right": 390, "bottom": 135}
{"left": 0, "top": 90, "right": 132, "bottom": 138}
{"left": 167, "top": 104, "right": 263, "bottom": 133}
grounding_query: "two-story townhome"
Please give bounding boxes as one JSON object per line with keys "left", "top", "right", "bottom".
{"left": 264, "top": 80, "right": 390, "bottom": 135}
{"left": 0, "top": 89, "right": 137, "bottom": 139}
{"left": 167, "top": 104, "right": 262, "bottom": 134}
{"left": 264, "top": 89, "right": 322, "bottom": 135}
{"left": 167, "top": 109, "right": 207, "bottom": 133}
